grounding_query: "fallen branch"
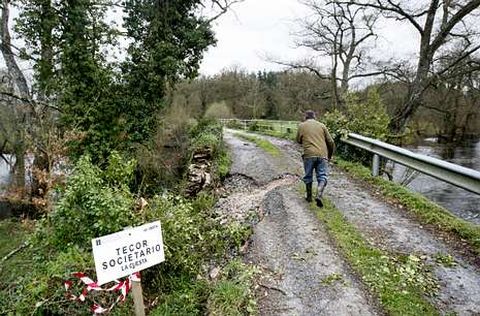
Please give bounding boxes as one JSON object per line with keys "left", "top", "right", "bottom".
{"left": 0, "top": 242, "right": 27, "bottom": 268}
{"left": 259, "top": 283, "right": 288, "bottom": 296}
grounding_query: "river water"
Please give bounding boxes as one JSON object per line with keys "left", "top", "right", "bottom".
{"left": 391, "top": 138, "right": 480, "bottom": 225}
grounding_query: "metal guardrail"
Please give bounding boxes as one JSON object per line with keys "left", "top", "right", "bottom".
{"left": 220, "top": 119, "right": 480, "bottom": 195}
{"left": 343, "top": 133, "right": 480, "bottom": 194}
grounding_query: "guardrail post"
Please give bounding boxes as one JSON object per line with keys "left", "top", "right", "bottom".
{"left": 372, "top": 154, "right": 380, "bottom": 177}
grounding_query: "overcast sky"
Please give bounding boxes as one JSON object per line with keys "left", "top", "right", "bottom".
{"left": 199, "top": 0, "right": 420, "bottom": 77}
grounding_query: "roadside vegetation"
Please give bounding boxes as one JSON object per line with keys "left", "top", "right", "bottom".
{"left": 0, "top": 121, "right": 257, "bottom": 315}
{"left": 233, "top": 118, "right": 472, "bottom": 315}
{"left": 236, "top": 113, "right": 480, "bottom": 258}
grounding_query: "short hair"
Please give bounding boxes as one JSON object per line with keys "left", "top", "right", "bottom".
{"left": 305, "top": 110, "right": 316, "bottom": 119}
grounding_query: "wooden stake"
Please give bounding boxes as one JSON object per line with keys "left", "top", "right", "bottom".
{"left": 132, "top": 279, "right": 146, "bottom": 316}
{"left": 122, "top": 227, "right": 145, "bottom": 316}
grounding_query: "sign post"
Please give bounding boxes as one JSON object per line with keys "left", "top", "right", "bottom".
{"left": 92, "top": 221, "right": 164, "bottom": 315}
{"left": 132, "top": 279, "right": 146, "bottom": 316}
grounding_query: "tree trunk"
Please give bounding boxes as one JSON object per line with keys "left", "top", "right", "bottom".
{"left": 389, "top": 1, "right": 438, "bottom": 134}
{"left": 12, "top": 141, "right": 25, "bottom": 189}
{"left": 389, "top": 57, "right": 432, "bottom": 134}
{"left": 331, "top": 56, "right": 340, "bottom": 110}
{"left": 31, "top": 151, "right": 50, "bottom": 198}
{"left": 1, "top": 0, "right": 30, "bottom": 99}
{"left": 1, "top": 0, "right": 31, "bottom": 193}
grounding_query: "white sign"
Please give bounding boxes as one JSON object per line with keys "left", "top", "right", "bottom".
{"left": 92, "top": 221, "right": 165, "bottom": 285}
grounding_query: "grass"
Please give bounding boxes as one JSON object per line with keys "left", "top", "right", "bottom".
{"left": 234, "top": 132, "right": 281, "bottom": 157}
{"left": 226, "top": 120, "right": 298, "bottom": 141}
{"left": 216, "top": 148, "right": 232, "bottom": 179}
{"left": 312, "top": 198, "right": 439, "bottom": 316}
{"left": 334, "top": 158, "right": 480, "bottom": 255}
{"left": 207, "top": 260, "right": 258, "bottom": 316}
{"left": 0, "top": 219, "right": 34, "bottom": 312}
{"left": 0, "top": 219, "right": 31, "bottom": 279}
{"left": 234, "top": 122, "right": 480, "bottom": 255}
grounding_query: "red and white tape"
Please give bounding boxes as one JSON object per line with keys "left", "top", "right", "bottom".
{"left": 64, "top": 272, "right": 141, "bottom": 314}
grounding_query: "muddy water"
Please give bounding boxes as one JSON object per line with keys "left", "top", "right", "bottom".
{"left": 392, "top": 138, "right": 480, "bottom": 224}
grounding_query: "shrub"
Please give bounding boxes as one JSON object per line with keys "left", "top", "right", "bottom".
{"left": 204, "top": 101, "right": 234, "bottom": 119}
{"left": 41, "top": 153, "right": 138, "bottom": 251}
{"left": 187, "top": 119, "right": 231, "bottom": 183}
{"left": 2, "top": 121, "right": 252, "bottom": 315}
{"left": 135, "top": 106, "right": 195, "bottom": 194}
{"left": 324, "top": 89, "right": 390, "bottom": 165}
{"left": 1, "top": 152, "right": 138, "bottom": 315}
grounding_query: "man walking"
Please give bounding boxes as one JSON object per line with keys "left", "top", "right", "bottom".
{"left": 296, "top": 110, "right": 335, "bottom": 207}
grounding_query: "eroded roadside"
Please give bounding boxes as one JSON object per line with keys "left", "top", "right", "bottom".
{"left": 255, "top": 131, "right": 480, "bottom": 315}
{"left": 220, "top": 132, "right": 381, "bottom": 315}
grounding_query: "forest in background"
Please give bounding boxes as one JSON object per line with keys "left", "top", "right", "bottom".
{"left": 171, "top": 68, "right": 480, "bottom": 142}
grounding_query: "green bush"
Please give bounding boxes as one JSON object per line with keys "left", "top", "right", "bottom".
{"left": 2, "top": 121, "right": 253, "bottom": 315}
{"left": 42, "top": 153, "right": 138, "bottom": 251}
{"left": 187, "top": 119, "right": 231, "bottom": 182}
{"left": 204, "top": 101, "right": 234, "bottom": 119}
{"left": 135, "top": 107, "right": 194, "bottom": 194}
{"left": 225, "top": 119, "right": 244, "bottom": 130}
{"left": 1, "top": 152, "right": 139, "bottom": 315}
{"left": 324, "top": 89, "right": 390, "bottom": 165}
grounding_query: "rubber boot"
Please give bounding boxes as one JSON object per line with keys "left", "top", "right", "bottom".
{"left": 306, "top": 183, "right": 313, "bottom": 202}
{"left": 316, "top": 181, "right": 326, "bottom": 208}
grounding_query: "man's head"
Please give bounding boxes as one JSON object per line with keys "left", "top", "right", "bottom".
{"left": 305, "top": 110, "right": 316, "bottom": 120}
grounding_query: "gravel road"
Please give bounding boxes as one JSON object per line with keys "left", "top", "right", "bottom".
{"left": 221, "top": 130, "right": 480, "bottom": 316}
{"left": 222, "top": 131, "right": 381, "bottom": 316}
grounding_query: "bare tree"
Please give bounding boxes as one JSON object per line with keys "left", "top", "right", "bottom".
{"left": 200, "top": 0, "right": 246, "bottom": 23}
{"left": 0, "top": 0, "right": 31, "bottom": 189}
{"left": 423, "top": 51, "right": 480, "bottom": 141}
{"left": 1, "top": 0, "right": 60, "bottom": 199}
{"left": 289, "top": 0, "right": 379, "bottom": 108}
{"left": 338, "top": 0, "right": 480, "bottom": 133}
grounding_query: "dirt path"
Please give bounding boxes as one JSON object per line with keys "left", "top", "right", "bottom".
{"left": 222, "top": 132, "right": 381, "bottom": 315}
{"left": 327, "top": 168, "right": 480, "bottom": 315}
{"left": 234, "top": 131, "right": 480, "bottom": 315}
{"left": 226, "top": 133, "right": 480, "bottom": 315}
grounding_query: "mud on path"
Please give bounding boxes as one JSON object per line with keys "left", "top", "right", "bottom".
{"left": 222, "top": 132, "right": 381, "bottom": 315}
{"left": 227, "top": 130, "right": 480, "bottom": 315}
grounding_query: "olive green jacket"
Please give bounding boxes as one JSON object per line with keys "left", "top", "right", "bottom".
{"left": 296, "top": 119, "right": 336, "bottom": 159}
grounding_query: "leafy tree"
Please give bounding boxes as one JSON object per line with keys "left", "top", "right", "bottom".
{"left": 121, "top": 0, "right": 216, "bottom": 144}
{"left": 16, "top": 0, "right": 58, "bottom": 100}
